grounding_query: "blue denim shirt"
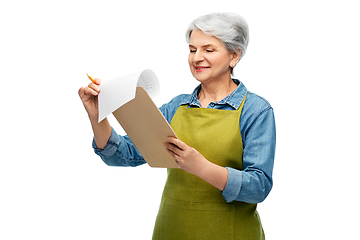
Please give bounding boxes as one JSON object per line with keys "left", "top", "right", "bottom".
{"left": 93, "top": 79, "right": 276, "bottom": 204}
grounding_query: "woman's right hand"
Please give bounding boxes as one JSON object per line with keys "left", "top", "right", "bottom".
{"left": 78, "top": 78, "right": 102, "bottom": 121}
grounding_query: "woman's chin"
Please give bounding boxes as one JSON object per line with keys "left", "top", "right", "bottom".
{"left": 193, "top": 73, "right": 210, "bottom": 83}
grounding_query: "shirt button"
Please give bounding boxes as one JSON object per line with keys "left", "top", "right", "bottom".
{"left": 210, "top": 102, "right": 215, "bottom": 107}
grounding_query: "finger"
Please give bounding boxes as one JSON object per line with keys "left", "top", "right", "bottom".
{"left": 164, "top": 142, "right": 181, "bottom": 157}
{"left": 165, "top": 148, "right": 182, "bottom": 165}
{"left": 167, "top": 137, "right": 187, "bottom": 150}
{"left": 83, "top": 86, "right": 99, "bottom": 96}
{"left": 78, "top": 86, "right": 85, "bottom": 97}
{"left": 88, "top": 82, "right": 101, "bottom": 93}
{"left": 165, "top": 147, "right": 176, "bottom": 157}
{"left": 93, "top": 78, "right": 102, "bottom": 85}
{"left": 174, "top": 155, "right": 181, "bottom": 165}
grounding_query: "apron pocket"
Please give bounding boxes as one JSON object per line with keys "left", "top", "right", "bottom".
{"left": 158, "top": 198, "right": 235, "bottom": 240}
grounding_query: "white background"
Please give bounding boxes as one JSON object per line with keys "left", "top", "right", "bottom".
{"left": 1, "top": 0, "right": 359, "bottom": 239}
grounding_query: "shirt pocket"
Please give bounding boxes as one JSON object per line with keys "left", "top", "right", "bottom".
{"left": 157, "top": 197, "right": 235, "bottom": 240}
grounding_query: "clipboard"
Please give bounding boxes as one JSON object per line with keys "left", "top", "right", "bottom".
{"left": 112, "top": 87, "right": 179, "bottom": 168}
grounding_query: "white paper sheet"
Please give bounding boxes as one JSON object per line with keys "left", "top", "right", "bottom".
{"left": 98, "top": 69, "right": 160, "bottom": 122}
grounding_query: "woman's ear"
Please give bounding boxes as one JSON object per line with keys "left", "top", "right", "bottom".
{"left": 230, "top": 49, "right": 241, "bottom": 68}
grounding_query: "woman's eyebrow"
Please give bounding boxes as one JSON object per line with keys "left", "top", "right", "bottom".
{"left": 189, "top": 44, "right": 215, "bottom": 48}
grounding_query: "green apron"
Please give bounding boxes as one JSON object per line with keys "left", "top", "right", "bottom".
{"left": 153, "top": 93, "right": 265, "bottom": 240}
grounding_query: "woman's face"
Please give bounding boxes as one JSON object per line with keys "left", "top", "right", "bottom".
{"left": 188, "top": 30, "right": 238, "bottom": 84}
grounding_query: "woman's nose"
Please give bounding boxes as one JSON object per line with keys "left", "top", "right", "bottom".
{"left": 193, "top": 50, "right": 204, "bottom": 63}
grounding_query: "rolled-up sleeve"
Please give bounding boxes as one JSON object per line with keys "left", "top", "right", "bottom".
{"left": 92, "top": 127, "right": 147, "bottom": 167}
{"left": 222, "top": 167, "right": 243, "bottom": 202}
{"left": 222, "top": 107, "right": 276, "bottom": 203}
{"left": 92, "top": 127, "right": 120, "bottom": 158}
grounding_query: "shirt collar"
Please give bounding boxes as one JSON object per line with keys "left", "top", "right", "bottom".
{"left": 180, "top": 79, "right": 247, "bottom": 109}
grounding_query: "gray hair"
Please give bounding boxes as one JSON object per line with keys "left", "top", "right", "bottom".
{"left": 185, "top": 12, "right": 249, "bottom": 61}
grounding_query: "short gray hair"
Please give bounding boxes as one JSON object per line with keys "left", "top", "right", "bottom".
{"left": 185, "top": 12, "right": 249, "bottom": 61}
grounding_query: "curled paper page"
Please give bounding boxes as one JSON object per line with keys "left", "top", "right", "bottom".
{"left": 98, "top": 69, "right": 160, "bottom": 122}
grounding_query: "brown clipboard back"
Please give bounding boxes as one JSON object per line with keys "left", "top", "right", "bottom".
{"left": 112, "top": 87, "right": 179, "bottom": 168}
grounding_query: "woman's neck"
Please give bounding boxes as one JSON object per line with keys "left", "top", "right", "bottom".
{"left": 198, "top": 78, "right": 237, "bottom": 108}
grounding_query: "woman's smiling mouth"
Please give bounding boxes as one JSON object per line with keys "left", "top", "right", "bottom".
{"left": 195, "top": 66, "right": 210, "bottom": 72}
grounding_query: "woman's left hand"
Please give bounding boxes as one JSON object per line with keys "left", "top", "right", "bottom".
{"left": 164, "top": 137, "right": 208, "bottom": 176}
{"left": 165, "top": 137, "right": 228, "bottom": 191}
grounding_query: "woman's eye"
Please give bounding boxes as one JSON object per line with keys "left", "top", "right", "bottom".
{"left": 190, "top": 49, "right": 196, "bottom": 53}
{"left": 206, "top": 49, "right": 214, "bottom": 52}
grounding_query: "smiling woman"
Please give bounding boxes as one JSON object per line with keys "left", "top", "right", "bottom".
{"left": 188, "top": 30, "right": 240, "bottom": 107}
{"left": 79, "top": 12, "right": 275, "bottom": 240}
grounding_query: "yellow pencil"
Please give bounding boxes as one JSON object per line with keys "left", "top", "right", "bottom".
{"left": 86, "top": 73, "right": 96, "bottom": 84}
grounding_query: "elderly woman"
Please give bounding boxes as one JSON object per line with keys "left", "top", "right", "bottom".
{"left": 79, "top": 12, "right": 276, "bottom": 240}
